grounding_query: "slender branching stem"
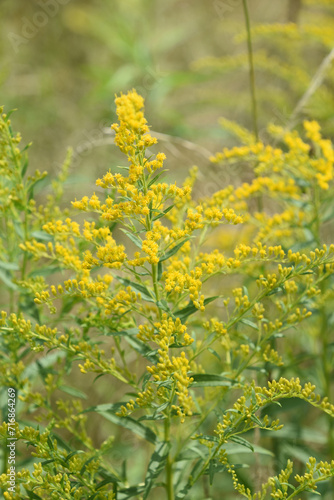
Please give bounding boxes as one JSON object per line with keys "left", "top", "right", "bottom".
{"left": 165, "top": 416, "right": 174, "bottom": 500}
{"left": 242, "top": 0, "right": 259, "bottom": 142}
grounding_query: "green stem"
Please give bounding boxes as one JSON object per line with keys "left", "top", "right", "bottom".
{"left": 152, "top": 263, "right": 162, "bottom": 321}
{"left": 313, "top": 183, "right": 321, "bottom": 247}
{"left": 242, "top": 0, "right": 262, "bottom": 212}
{"left": 312, "top": 183, "right": 334, "bottom": 478}
{"left": 164, "top": 417, "right": 174, "bottom": 500}
{"left": 20, "top": 209, "right": 29, "bottom": 281}
{"left": 242, "top": 0, "right": 259, "bottom": 142}
{"left": 321, "top": 309, "right": 334, "bottom": 457}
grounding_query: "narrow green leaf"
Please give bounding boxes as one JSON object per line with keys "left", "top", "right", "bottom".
{"left": 123, "top": 336, "right": 158, "bottom": 362}
{"left": 152, "top": 204, "right": 175, "bottom": 221}
{"left": 89, "top": 411, "right": 157, "bottom": 444}
{"left": 30, "top": 230, "right": 54, "bottom": 242}
{"left": 193, "top": 434, "right": 219, "bottom": 444}
{"left": 174, "top": 296, "right": 219, "bottom": 321}
{"left": 29, "top": 266, "right": 60, "bottom": 278}
{"left": 250, "top": 414, "right": 263, "bottom": 427}
{"left": 229, "top": 435, "right": 254, "bottom": 452}
{"left": 159, "top": 238, "right": 190, "bottom": 262}
{"left": 122, "top": 459, "right": 127, "bottom": 482}
{"left": 207, "top": 460, "right": 226, "bottom": 485}
{"left": 106, "top": 327, "right": 139, "bottom": 337}
{"left": 143, "top": 441, "right": 171, "bottom": 499}
{"left": 82, "top": 402, "right": 125, "bottom": 414}
{"left": 21, "top": 156, "right": 29, "bottom": 177}
{"left": 80, "top": 456, "right": 97, "bottom": 475}
{"left": 4, "top": 109, "right": 17, "bottom": 121}
{"left": 104, "top": 326, "right": 158, "bottom": 360}
{"left": 175, "top": 459, "right": 204, "bottom": 500}
{"left": 190, "top": 373, "right": 233, "bottom": 387}
{"left": 304, "top": 487, "right": 321, "bottom": 494}
{"left": 157, "top": 261, "right": 163, "bottom": 281}
{"left": 224, "top": 442, "right": 274, "bottom": 456}
{"left": 47, "top": 435, "right": 54, "bottom": 450}
{"left": 147, "top": 170, "right": 167, "bottom": 188}
{"left": 267, "top": 286, "right": 283, "bottom": 296}
{"left": 23, "top": 351, "right": 66, "bottom": 379}
{"left": 251, "top": 387, "right": 257, "bottom": 406}
{"left": 87, "top": 493, "right": 100, "bottom": 500}
{"left": 96, "top": 476, "right": 118, "bottom": 490}
{"left": 118, "top": 485, "right": 145, "bottom": 500}
{"left": 120, "top": 229, "right": 142, "bottom": 249}
{"left": 0, "top": 269, "right": 18, "bottom": 290}
{"left": 59, "top": 385, "right": 87, "bottom": 400}
{"left": 240, "top": 318, "right": 259, "bottom": 330}
{"left": 26, "top": 491, "right": 43, "bottom": 500}
{"left": 0, "top": 261, "right": 19, "bottom": 271}
{"left": 41, "top": 459, "right": 56, "bottom": 466}
{"left": 208, "top": 348, "right": 221, "bottom": 361}
{"left": 27, "top": 176, "right": 47, "bottom": 195}
{"left": 61, "top": 296, "right": 82, "bottom": 315}
{"left": 64, "top": 451, "right": 82, "bottom": 463}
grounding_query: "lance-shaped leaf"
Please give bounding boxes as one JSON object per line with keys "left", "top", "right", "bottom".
{"left": 159, "top": 238, "right": 191, "bottom": 262}
{"left": 152, "top": 204, "right": 175, "bottom": 221}
{"left": 119, "top": 229, "right": 142, "bottom": 249}
{"left": 142, "top": 441, "right": 171, "bottom": 499}
{"left": 190, "top": 373, "right": 234, "bottom": 387}
{"left": 118, "top": 485, "right": 145, "bottom": 500}
{"left": 174, "top": 296, "right": 219, "bottom": 321}
{"left": 175, "top": 458, "right": 205, "bottom": 500}
{"left": 83, "top": 406, "right": 157, "bottom": 444}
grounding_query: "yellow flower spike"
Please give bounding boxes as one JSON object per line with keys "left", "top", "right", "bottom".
{"left": 111, "top": 89, "right": 157, "bottom": 158}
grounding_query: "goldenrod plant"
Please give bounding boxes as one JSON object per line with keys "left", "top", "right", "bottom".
{"left": 0, "top": 89, "right": 334, "bottom": 499}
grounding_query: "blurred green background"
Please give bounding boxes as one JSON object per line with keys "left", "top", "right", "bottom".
{"left": 2, "top": 0, "right": 334, "bottom": 195}
{"left": 2, "top": 2, "right": 334, "bottom": 498}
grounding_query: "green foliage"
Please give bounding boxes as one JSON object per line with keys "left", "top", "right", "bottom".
{"left": 0, "top": 84, "right": 334, "bottom": 499}
{"left": 1, "top": 4, "right": 334, "bottom": 497}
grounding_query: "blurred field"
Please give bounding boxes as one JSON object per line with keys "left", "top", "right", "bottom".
{"left": 2, "top": 2, "right": 334, "bottom": 498}
{"left": 2, "top": 0, "right": 334, "bottom": 198}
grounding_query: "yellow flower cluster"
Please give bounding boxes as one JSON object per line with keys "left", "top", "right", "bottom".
{"left": 95, "top": 236, "right": 126, "bottom": 269}
{"left": 21, "top": 239, "right": 83, "bottom": 272}
{"left": 232, "top": 287, "right": 251, "bottom": 309}
{"left": 43, "top": 218, "right": 80, "bottom": 238}
{"left": 103, "top": 287, "right": 139, "bottom": 317}
{"left": 82, "top": 221, "right": 110, "bottom": 241}
{"left": 185, "top": 205, "right": 243, "bottom": 232}
{"left": 163, "top": 266, "right": 205, "bottom": 311}
{"left": 209, "top": 121, "right": 334, "bottom": 242}
{"left": 254, "top": 208, "right": 304, "bottom": 243}
{"left": 171, "top": 352, "right": 194, "bottom": 422}
{"left": 139, "top": 315, "right": 194, "bottom": 422}
{"left": 196, "top": 249, "right": 226, "bottom": 274}
{"left": 213, "top": 377, "right": 334, "bottom": 458}
{"left": 61, "top": 275, "right": 111, "bottom": 298}
{"left": 262, "top": 345, "right": 283, "bottom": 366}
{"left": 112, "top": 89, "right": 157, "bottom": 156}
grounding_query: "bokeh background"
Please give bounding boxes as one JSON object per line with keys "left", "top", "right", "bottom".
{"left": 2, "top": 0, "right": 334, "bottom": 199}
{"left": 2, "top": 2, "right": 334, "bottom": 498}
